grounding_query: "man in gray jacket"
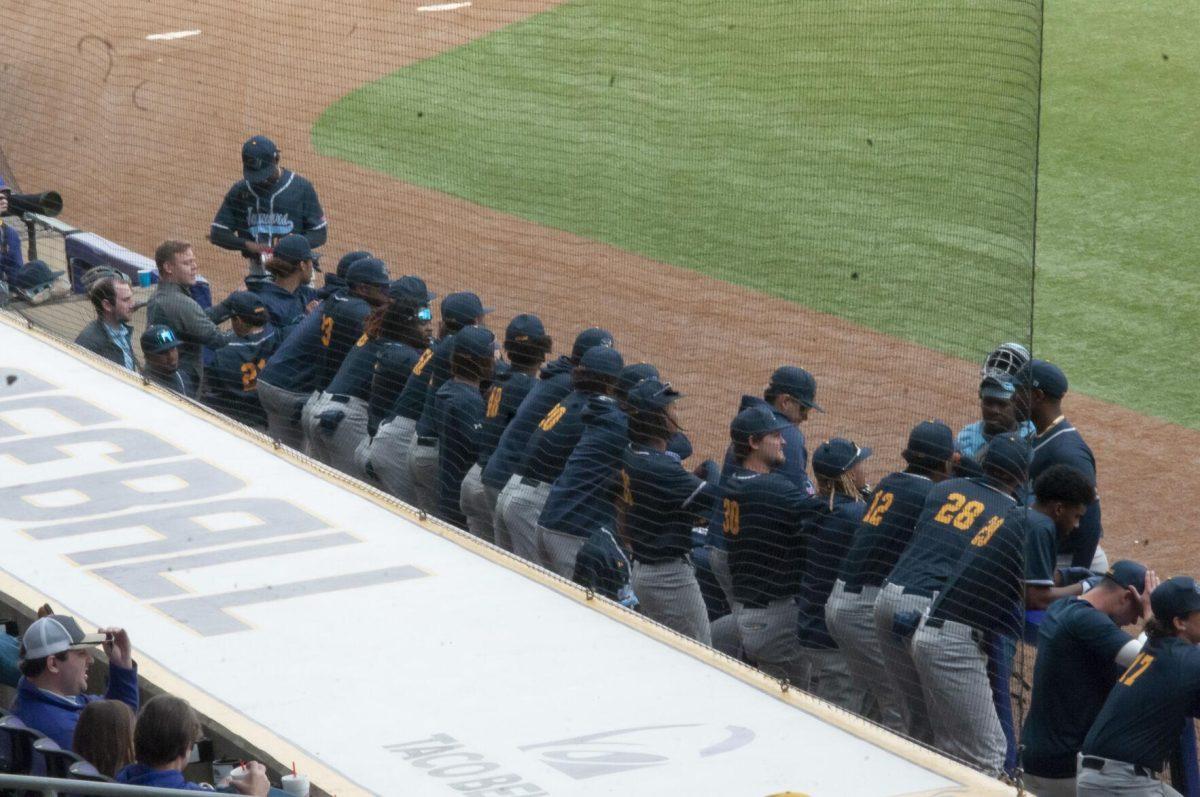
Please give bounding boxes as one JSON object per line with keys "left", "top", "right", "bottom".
{"left": 74, "top": 272, "right": 138, "bottom": 371}
{"left": 146, "top": 240, "right": 234, "bottom": 388}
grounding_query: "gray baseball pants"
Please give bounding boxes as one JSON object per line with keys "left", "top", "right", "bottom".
{"left": 538, "top": 526, "right": 589, "bottom": 579}
{"left": 736, "top": 598, "right": 806, "bottom": 684}
{"left": 459, "top": 463, "right": 499, "bottom": 544}
{"left": 364, "top": 415, "right": 417, "bottom": 504}
{"left": 631, "top": 558, "right": 711, "bottom": 645}
{"left": 1076, "top": 757, "right": 1181, "bottom": 796}
{"left": 910, "top": 616, "right": 1005, "bottom": 776}
{"left": 826, "top": 580, "right": 903, "bottom": 731}
{"left": 257, "top": 381, "right": 316, "bottom": 452}
{"left": 872, "top": 581, "right": 935, "bottom": 743}
{"left": 495, "top": 476, "right": 550, "bottom": 563}
{"left": 303, "top": 393, "right": 370, "bottom": 476}
{"left": 407, "top": 438, "right": 439, "bottom": 515}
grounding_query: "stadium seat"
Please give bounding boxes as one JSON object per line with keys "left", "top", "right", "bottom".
{"left": 68, "top": 760, "right": 111, "bottom": 782}
{"left": 0, "top": 715, "right": 42, "bottom": 774}
{"left": 34, "top": 737, "right": 84, "bottom": 778}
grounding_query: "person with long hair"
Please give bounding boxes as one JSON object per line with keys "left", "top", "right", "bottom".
{"left": 795, "top": 438, "right": 871, "bottom": 709}
{"left": 73, "top": 700, "right": 135, "bottom": 778}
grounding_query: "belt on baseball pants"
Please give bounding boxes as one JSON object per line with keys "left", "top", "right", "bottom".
{"left": 519, "top": 476, "right": 545, "bottom": 488}
{"left": 901, "top": 585, "right": 934, "bottom": 599}
{"left": 842, "top": 582, "right": 864, "bottom": 594}
{"left": 924, "top": 615, "right": 983, "bottom": 643}
{"left": 1080, "top": 756, "right": 1151, "bottom": 778}
{"left": 416, "top": 436, "right": 437, "bottom": 447}
{"left": 330, "top": 394, "right": 351, "bottom": 404}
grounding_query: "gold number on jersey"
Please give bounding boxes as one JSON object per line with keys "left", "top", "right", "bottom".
{"left": 412, "top": 348, "right": 433, "bottom": 376}
{"left": 863, "top": 491, "right": 894, "bottom": 526}
{"left": 723, "top": 498, "right": 741, "bottom": 537}
{"left": 970, "top": 515, "right": 1005, "bottom": 547}
{"left": 239, "top": 358, "right": 266, "bottom": 391}
{"left": 933, "top": 492, "right": 985, "bottom": 530}
{"left": 620, "top": 469, "right": 634, "bottom": 507}
{"left": 539, "top": 403, "right": 568, "bottom": 432}
{"left": 485, "top": 387, "right": 503, "bottom": 419}
{"left": 1118, "top": 652, "right": 1155, "bottom": 686}
{"left": 320, "top": 316, "right": 334, "bottom": 348}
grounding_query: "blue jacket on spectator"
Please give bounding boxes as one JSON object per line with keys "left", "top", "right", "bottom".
{"left": 117, "top": 765, "right": 208, "bottom": 791}
{"left": 13, "top": 662, "right": 139, "bottom": 750}
{"left": 0, "top": 221, "right": 23, "bottom": 287}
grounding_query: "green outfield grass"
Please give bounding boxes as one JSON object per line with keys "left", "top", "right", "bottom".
{"left": 314, "top": 0, "right": 1199, "bottom": 428}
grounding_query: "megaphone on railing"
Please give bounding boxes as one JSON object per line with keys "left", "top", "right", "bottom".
{"left": 1, "top": 191, "right": 63, "bottom": 218}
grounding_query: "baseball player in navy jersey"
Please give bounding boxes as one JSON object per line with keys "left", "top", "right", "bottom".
{"left": 910, "top": 462, "right": 1092, "bottom": 774}
{"left": 258, "top": 257, "right": 389, "bottom": 450}
{"left": 1021, "top": 560, "right": 1156, "bottom": 797}
{"left": 796, "top": 438, "right": 870, "bottom": 709}
{"left": 200, "top": 291, "right": 277, "bottom": 430}
{"left": 0, "top": 178, "right": 24, "bottom": 288}
{"left": 618, "top": 378, "right": 720, "bottom": 644}
{"left": 1078, "top": 576, "right": 1200, "bottom": 796}
{"left": 1015, "top": 358, "right": 1108, "bottom": 572}
{"left": 498, "top": 345, "right": 623, "bottom": 564}
{"left": 250, "top": 234, "right": 319, "bottom": 339}
{"left": 364, "top": 276, "right": 436, "bottom": 436}
{"left": 407, "top": 292, "right": 492, "bottom": 514}
{"left": 320, "top": 250, "right": 372, "bottom": 300}
{"left": 305, "top": 294, "right": 429, "bottom": 475}
{"left": 431, "top": 326, "right": 496, "bottom": 528}
{"left": 825, "top": 420, "right": 955, "bottom": 731}
{"left": 460, "top": 314, "right": 551, "bottom": 543}
{"left": 363, "top": 317, "right": 437, "bottom": 503}
{"left": 721, "top": 406, "right": 812, "bottom": 682}
{"left": 871, "top": 433, "right": 1028, "bottom": 743}
{"left": 486, "top": 328, "right": 615, "bottom": 551}
{"left": 210, "top": 136, "right": 327, "bottom": 282}
{"left": 708, "top": 367, "right": 822, "bottom": 614}
{"left": 537, "top": 386, "right": 630, "bottom": 579}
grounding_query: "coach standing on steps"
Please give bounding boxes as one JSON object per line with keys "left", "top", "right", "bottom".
{"left": 210, "top": 135, "right": 327, "bottom": 284}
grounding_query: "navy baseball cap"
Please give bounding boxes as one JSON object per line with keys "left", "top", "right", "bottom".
{"left": 1102, "top": 560, "right": 1148, "bottom": 592}
{"left": 242, "top": 135, "right": 279, "bottom": 183}
{"left": 140, "top": 324, "right": 181, "bottom": 355}
{"left": 1017, "top": 359, "right": 1069, "bottom": 399}
{"left": 389, "top": 275, "right": 436, "bottom": 303}
{"left": 955, "top": 454, "right": 984, "bottom": 479}
{"left": 273, "top": 234, "right": 320, "bottom": 267}
{"left": 442, "top": 291, "right": 493, "bottom": 326}
{"left": 454, "top": 325, "right": 496, "bottom": 359}
{"left": 626, "top": 378, "right": 682, "bottom": 412}
{"left": 730, "top": 405, "right": 791, "bottom": 442}
{"left": 618, "top": 363, "right": 660, "bottom": 397}
{"left": 812, "top": 438, "right": 871, "bottom": 479}
{"left": 769, "top": 366, "right": 824, "bottom": 412}
{"left": 981, "top": 432, "right": 1031, "bottom": 481}
{"left": 226, "top": 291, "right": 269, "bottom": 323}
{"left": 579, "top": 345, "right": 624, "bottom": 377}
{"left": 980, "top": 373, "right": 1017, "bottom": 401}
{"left": 1151, "top": 576, "right": 1200, "bottom": 625}
{"left": 505, "top": 313, "right": 546, "bottom": 344}
{"left": 337, "top": 250, "right": 373, "bottom": 279}
{"left": 346, "top": 257, "right": 391, "bottom": 287}
{"left": 571, "top": 327, "right": 615, "bottom": 359}
{"left": 14, "top": 260, "right": 64, "bottom": 292}
{"left": 903, "top": 420, "right": 954, "bottom": 462}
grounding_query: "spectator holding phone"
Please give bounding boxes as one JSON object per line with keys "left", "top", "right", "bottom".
{"left": 12, "top": 615, "right": 138, "bottom": 749}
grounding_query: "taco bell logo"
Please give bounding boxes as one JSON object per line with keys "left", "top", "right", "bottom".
{"left": 519, "top": 723, "right": 754, "bottom": 780}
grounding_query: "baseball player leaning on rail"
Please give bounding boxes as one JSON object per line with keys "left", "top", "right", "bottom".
{"left": 1078, "top": 576, "right": 1200, "bottom": 796}
{"left": 1020, "top": 560, "right": 1156, "bottom": 797}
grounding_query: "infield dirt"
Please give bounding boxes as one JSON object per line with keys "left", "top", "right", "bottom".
{"left": 2, "top": 0, "right": 1196, "bottom": 574}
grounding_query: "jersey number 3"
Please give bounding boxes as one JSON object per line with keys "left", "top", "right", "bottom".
{"left": 320, "top": 316, "right": 334, "bottom": 348}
